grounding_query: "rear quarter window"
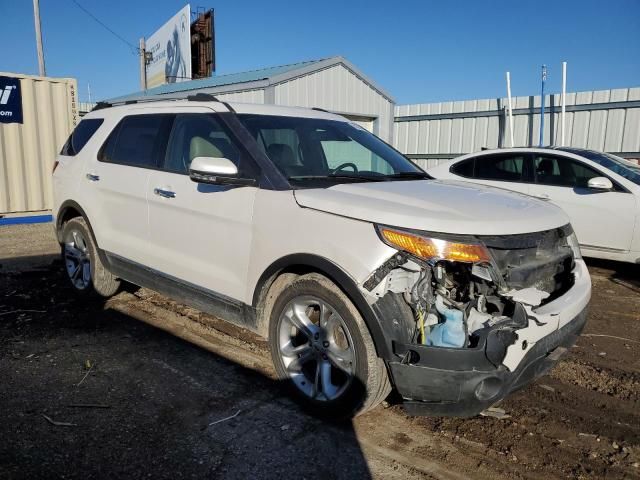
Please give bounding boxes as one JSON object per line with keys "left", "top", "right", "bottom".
{"left": 451, "top": 158, "right": 474, "bottom": 177}
{"left": 60, "top": 118, "right": 104, "bottom": 156}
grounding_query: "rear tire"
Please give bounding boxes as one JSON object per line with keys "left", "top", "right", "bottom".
{"left": 61, "top": 217, "right": 120, "bottom": 297}
{"left": 268, "top": 272, "right": 390, "bottom": 418}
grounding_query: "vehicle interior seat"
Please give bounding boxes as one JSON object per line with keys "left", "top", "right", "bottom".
{"left": 536, "top": 158, "right": 559, "bottom": 184}
{"left": 189, "top": 136, "right": 224, "bottom": 167}
{"left": 267, "top": 143, "right": 306, "bottom": 177}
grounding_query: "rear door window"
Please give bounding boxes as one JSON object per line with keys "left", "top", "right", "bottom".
{"left": 474, "top": 154, "right": 526, "bottom": 182}
{"left": 99, "top": 114, "right": 174, "bottom": 168}
{"left": 60, "top": 118, "right": 104, "bottom": 156}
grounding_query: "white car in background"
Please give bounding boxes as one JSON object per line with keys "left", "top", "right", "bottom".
{"left": 428, "top": 147, "right": 640, "bottom": 263}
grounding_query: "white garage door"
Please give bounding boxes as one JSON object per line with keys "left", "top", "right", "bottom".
{"left": 341, "top": 114, "right": 375, "bottom": 133}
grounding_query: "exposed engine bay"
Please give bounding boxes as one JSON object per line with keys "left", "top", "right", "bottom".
{"left": 363, "top": 224, "right": 578, "bottom": 372}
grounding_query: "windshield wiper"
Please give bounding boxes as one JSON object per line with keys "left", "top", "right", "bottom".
{"left": 383, "top": 172, "right": 431, "bottom": 179}
{"left": 288, "top": 174, "right": 385, "bottom": 182}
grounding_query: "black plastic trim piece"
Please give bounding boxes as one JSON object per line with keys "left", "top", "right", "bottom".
{"left": 395, "top": 307, "right": 588, "bottom": 417}
{"left": 252, "top": 253, "right": 394, "bottom": 359}
{"left": 187, "top": 93, "right": 219, "bottom": 102}
{"left": 106, "top": 252, "right": 258, "bottom": 332}
{"left": 222, "top": 102, "right": 236, "bottom": 113}
{"left": 93, "top": 101, "right": 111, "bottom": 111}
{"left": 216, "top": 112, "right": 290, "bottom": 191}
{"left": 362, "top": 252, "right": 409, "bottom": 292}
{"left": 392, "top": 340, "right": 496, "bottom": 372}
{"left": 391, "top": 301, "right": 528, "bottom": 372}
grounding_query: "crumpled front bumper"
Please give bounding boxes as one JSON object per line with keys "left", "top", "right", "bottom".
{"left": 386, "top": 260, "right": 591, "bottom": 417}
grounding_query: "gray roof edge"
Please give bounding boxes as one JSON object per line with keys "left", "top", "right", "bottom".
{"left": 107, "top": 79, "right": 270, "bottom": 103}
{"left": 106, "top": 56, "right": 396, "bottom": 104}
{"left": 175, "top": 79, "right": 269, "bottom": 95}
{"left": 266, "top": 56, "right": 396, "bottom": 103}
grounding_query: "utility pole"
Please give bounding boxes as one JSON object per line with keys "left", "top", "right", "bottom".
{"left": 139, "top": 38, "right": 147, "bottom": 90}
{"left": 32, "top": 0, "right": 46, "bottom": 76}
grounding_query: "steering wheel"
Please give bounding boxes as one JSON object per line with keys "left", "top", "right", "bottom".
{"left": 332, "top": 162, "right": 359, "bottom": 174}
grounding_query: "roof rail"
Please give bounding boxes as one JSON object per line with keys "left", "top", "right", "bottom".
{"left": 93, "top": 101, "right": 111, "bottom": 111}
{"left": 90, "top": 92, "right": 220, "bottom": 112}
{"left": 187, "top": 93, "right": 219, "bottom": 102}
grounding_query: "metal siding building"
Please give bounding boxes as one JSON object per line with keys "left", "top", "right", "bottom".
{"left": 108, "top": 56, "right": 396, "bottom": 143}
{"left": 4, "top": 59, "right": 639, "bottom": 217}
{"left": 394, "top": 87, "right": 640, "bottom": 169}
{"left": 0, "top": 73, "right": 78, "bottom": 214}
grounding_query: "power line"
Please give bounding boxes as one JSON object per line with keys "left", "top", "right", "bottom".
{"left": 69, "top": 0, "right": 140, "bottom": 55}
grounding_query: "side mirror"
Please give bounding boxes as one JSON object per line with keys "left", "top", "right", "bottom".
{"left": 189, "top": 157, "right": 256, "bottom": 186}
{"left": 587, "top": 176, "right": 613, "bottom": 191}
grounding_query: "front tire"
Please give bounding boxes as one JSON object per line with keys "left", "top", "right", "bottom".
{"left": 268, "top": 273, "right": 390, "bottom": 418}
{"left": 61, "top": 217, "right": 120, "bottom": 297}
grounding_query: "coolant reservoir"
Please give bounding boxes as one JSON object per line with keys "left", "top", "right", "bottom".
{"left": 426, "top": 296, "right": 466, "bottom": 348}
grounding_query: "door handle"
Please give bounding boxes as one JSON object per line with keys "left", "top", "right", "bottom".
{"left": 86, "top": 173, "right": 100, "bottom": 182}
{"left": 154, "top": 188, "right": 176, "bottom": 199}
{"left": 533, "top": 193, "right": 550, "bottom": 200}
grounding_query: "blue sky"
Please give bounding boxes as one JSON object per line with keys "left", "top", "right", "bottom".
{"left": 1, "top": 0, "right": 638, "bottom": 105}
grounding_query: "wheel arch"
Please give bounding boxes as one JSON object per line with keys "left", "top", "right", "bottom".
{"left": 56, "top": 200, "right": 111, "bottom": 268}
{"left": 252, "top": 254, "right": 391, "bottom": 359}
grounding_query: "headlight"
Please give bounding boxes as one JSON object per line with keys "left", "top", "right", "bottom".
{"left": 567, "top": 232, "right": 582, "bottom": 260}
{"left": 376, "top": 226, "right": 491, "bottom": 263}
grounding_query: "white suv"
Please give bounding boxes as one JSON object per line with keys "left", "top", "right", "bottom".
{"left": 52, "top": 95, "right": 591, "bottom": 418}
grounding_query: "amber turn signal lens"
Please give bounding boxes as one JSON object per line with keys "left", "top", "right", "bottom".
{"left": 380, "top": 227, "right": 491, "bottom": 263}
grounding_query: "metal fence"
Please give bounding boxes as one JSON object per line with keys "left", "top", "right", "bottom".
{"left": 79, "top": 101, "right": 96, "bottom": 116}
{"left": 0, "top": 73, "right": 78, "bottom": 214}
{"left": 394, "top": 87, "right": 640, "bottom": 170}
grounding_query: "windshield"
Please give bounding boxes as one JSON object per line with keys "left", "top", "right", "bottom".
{"left": 237, "top": 114, "right": 428, "bottom": 186}
{"left": 560, "top": 148, "right": 640, "bottom": 186}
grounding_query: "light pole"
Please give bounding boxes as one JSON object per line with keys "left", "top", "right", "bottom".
{"left": 539, "top": 65, "right": 547, "bottom": 147}
{"left": 33, "top": 0, "right": 46, "bottom": 77}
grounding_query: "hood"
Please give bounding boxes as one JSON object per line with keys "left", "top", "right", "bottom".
{"left": 293, "top": 180, "right": 570, "bottom": 236}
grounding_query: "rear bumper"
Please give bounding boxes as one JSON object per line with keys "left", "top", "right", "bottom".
{"left": 388, "top": 306, "right": 587, "bottom": 417}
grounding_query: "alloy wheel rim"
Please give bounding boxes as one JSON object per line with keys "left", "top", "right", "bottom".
{"left": 277, "top": 295, "right": 356, "bottom": 402}
{"left": 64, "top": 230, "right": 91, "bottom": 290}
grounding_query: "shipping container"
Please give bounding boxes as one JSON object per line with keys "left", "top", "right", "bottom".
{"left": 0, "top": 72, "right": 78, "bottom": 215}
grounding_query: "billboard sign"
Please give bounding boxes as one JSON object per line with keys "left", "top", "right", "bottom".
{"left": 145, "top": 4, "right": 192, "bottom": 89}
{"left": 0, "top": 76, "right": 23, "bottom": 124}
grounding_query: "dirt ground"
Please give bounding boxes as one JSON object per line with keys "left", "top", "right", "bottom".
{"left": 1, "top": 223, "right": 639, "bottom": 479}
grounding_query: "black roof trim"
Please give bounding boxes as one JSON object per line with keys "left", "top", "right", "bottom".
{"left": 90, "top": 93, "right": 221, "bottom": 113}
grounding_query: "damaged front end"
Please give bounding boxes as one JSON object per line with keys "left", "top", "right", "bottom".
{"left": 362, "top": 224, "right": 590, "bottom": 417}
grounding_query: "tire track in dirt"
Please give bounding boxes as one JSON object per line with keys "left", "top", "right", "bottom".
{"left": 549, "top": 359, "right": 640, "bottom": 402}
